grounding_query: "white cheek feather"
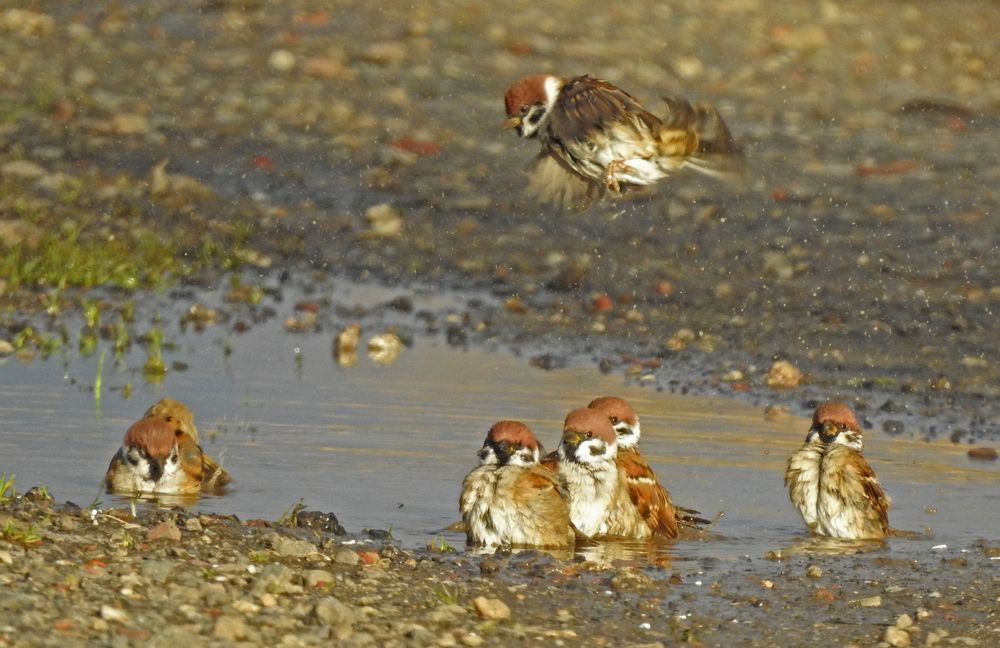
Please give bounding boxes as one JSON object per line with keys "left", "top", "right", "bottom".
{"left": 507, "top": 447, "right": 539, "bottom": 468}
{"left": 478, "top": 446, "right": 499, "bottom": 466}
{"left": 542, "top": 76, "right": 562, "bottom": 113}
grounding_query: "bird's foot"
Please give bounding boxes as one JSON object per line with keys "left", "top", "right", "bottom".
{"left": 605, "top": 160, "right": 635, "bottom": 193}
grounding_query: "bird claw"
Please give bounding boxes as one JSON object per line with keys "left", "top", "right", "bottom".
{"left": 605, "top": 160, "right": 635, "bottom": 193}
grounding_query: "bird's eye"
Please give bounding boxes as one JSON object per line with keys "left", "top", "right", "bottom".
{"left": 519, "top": 105, "right": 529, "bottom": 115}
{"left": 585, "top": 431, "right": 593, "bottom": 439}
{"left": 609, "top": 417, "right": 619, "bottom": 424}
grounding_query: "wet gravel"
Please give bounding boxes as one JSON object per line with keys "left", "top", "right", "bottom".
{"left": 1, "top": 0, "right": 999, "bottom": 644}
{"left": 3, "top": 492, "right": 1000, "bottom": 647}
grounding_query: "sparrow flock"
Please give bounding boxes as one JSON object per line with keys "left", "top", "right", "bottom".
{"left": 503, "top": 73, "right": 742, "bottom": 209}
{"left": 461, "top": 397, "right": 892, "bottom": 548}
{"left": 104, "top": 395, "right": 889, "bottom": 547}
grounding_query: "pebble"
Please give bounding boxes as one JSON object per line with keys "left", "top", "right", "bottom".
{"left": 805, "top": 565, "right": 822, "bottom": 578}
{"left": 883, "top": 625, "right": 910, "bottom": 647}
{"left": 967, "top": 447, "right": 998, "bottom": 461}
{"left": 767, "top": 359, "right": 803, "bottom": 389}
{"left": 271, "top": 535, "right": 319, "bottom": 558}
{"left": 332, "top": 548, "right": 361, "bottom": 566}
{"left": 894, "top": 613, "right": 913, "bottom": 629}
{"left": 313, "top": 596, "right": 355, "bottom": 629}
{"left": 472, "top": 596, "right": 510, "bottom": 620}
{"left": 1, "top": 160, "right": 47, "bottom": 180}
{"left": 99, "top": 605, "right": 128, "bottom": 623}
{"left": 268, "top": 49, "right": 296, "bottom": 72}
{"left": 857, "top": 595, "right": 882, "bottom": 607}
{"left": 365, "top": 203, "right": 404, "bottom": 237}
{"left": 213, "top": 614, "right": 248, "bottom": 641}
{"left": 305, "top": 569, "right": 336, "bottom": 589}
{"left": 147, "top": 520, "right": 181, "bottom": 542}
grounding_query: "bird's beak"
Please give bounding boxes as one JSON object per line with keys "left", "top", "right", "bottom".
{"left": 562, "top": 430, "right": 581, "bottom": 446}
{"left": 502, "top": 116, "right": 521, "bottom": 131}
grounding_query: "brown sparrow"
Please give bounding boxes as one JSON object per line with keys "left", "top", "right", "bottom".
{"left": 503, "top": 74, "right": 741, "bottom": 208}
{"left": 460, "top": 421, "right": 575, "bottom": 548}
{"left": 557, "top": 408, "right": 652, "bottom": 540}
{"left": 785, "top": 401, "right": 891, "bottom": 540}
{"left": 105, "top": 399, "right": 231, "bottom": 495}
{"left": 587, "top": 396, "right": 679, "bottom": 538}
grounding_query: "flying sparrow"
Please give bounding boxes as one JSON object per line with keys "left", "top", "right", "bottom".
{"left": 503, "top": 74, "right": 741, "bottom": 208}
{"left": 460, "top": 420, "right": 576, "bottom": 548}
{"left": 105, "top": 399, "right": 231, "bottom": 495}
{"left": 785, "top": 401, "right": 891, "bottom": 540}
{"left": 557, "top": 407, "right": 653, "bottom": 540}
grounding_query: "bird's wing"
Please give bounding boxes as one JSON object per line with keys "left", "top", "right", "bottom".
{"left": 548, "top": 75, "right": 659, "bottom": 143}
{"left": 846, "top": 453, "right": 892, "bottom": 533}
{"left": 618, "top": 449, "right": 679, "bottom": 539}
{"left": 525, "top": 150, "right": 605, "bottom": 210}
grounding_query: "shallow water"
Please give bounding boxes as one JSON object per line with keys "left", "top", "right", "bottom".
{"left": 1, "top": 280, "right": 997, "bottom": 570}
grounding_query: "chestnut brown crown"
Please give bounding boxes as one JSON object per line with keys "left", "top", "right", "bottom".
{"left": 811, "top": 401, "right": 860, "bottom": 432}
{"left": 562, "top": 407, "right": 617, "bottom": 444}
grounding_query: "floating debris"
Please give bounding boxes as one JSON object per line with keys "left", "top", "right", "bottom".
{"left": 368, "top": 332, "right": 404, "bottom": 364}
{"left": 334, "top": 324, "right": 361, "bottom": 367}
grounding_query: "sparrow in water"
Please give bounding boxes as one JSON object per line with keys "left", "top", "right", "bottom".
{"left": 460, "top": 420, "right": 575, "bottom": 548}
{"left": 785, "top": 401, "right": 891, "bottom": 540}
{"left": 557, "top": 407, "right": 654, "bottom": 540}
{"left": 503, "top": 74, "right": 741, "bottom": 208}
{"left": 588, "top": 396, "right": 714, "bottom": 537}
{"left": 105, "top": 399, "right": 231, "bottom": 495}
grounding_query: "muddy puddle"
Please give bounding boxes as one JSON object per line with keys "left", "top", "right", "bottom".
{"left": 1, "top": 278, "right": 997, "bottom": 572}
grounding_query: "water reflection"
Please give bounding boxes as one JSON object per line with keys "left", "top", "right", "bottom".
{"left": 1, "top": 279, "right": 998, "bottom": 571}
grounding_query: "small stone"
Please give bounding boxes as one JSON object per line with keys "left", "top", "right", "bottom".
{"left": 0, "top": 340, "right": 14, "bottom": 356}
{"left": 147, "top": 520, "right": 181, "bottom": 542}
{"left": 806, "top": 565, "right": 822, "bottom": 578}
{"left": 767, "top": 359, "right": 803, "bottom": 389}
{"left": 365, "top": 203, "right": 403, "bottom": 237}
{"left": 140, "top": 559, "right": 175, "bottom": 584}
{"left": 232, "top": 599, "right": 260, "bottom": 615}
{"left": 259, "top": 593, "right": 278, "bottom": 608}
{"left": 967, "top": 447, "right": 998, "bottom": 461}
{"left": 427, "top": 604, "right": 467, "bottom": 624}
{"left": 213, "top": 615, "right": 247, "bottom": 641}
{"left": 251, "top": 563, "right": 300, "bottom": 595}
{"left": 1, "top": 160, "right": 47, "bottom": 180}
{"left": 857, "top": 595, "right": 882, "bottom": 607}
{"left": 332, "top": 548, "right": 360, "bottom": 566}
{"left": 268, "top": 49, "right": 296, "bottom": 72}
{"left": 305, "top": 569, "right": 335, "bottom": 589}
{"left": 313, "top": 596, "right": 355, "bottom": 628}
{"left": 362, "top": 41, "right": 408, "bottom": 65}
{"left": 460, "top": 633, "right": 484, "bottom": 647}
{"left": 895, "top": 613, "right": 913, "bottom": 629}
{"left": 472, "top": 596, "right": 510, "bottom": 620}
{"left": 271, "top": 535, "right": 318, "bottom": 557}
{"left": 884, "top": 625, "right": 911, "bottom": 647}
{"left": 99, "top": 605, "right": 128, "bottom": 623}
{"left": 183, "top": 518, "right": 202, "bottom": 533}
